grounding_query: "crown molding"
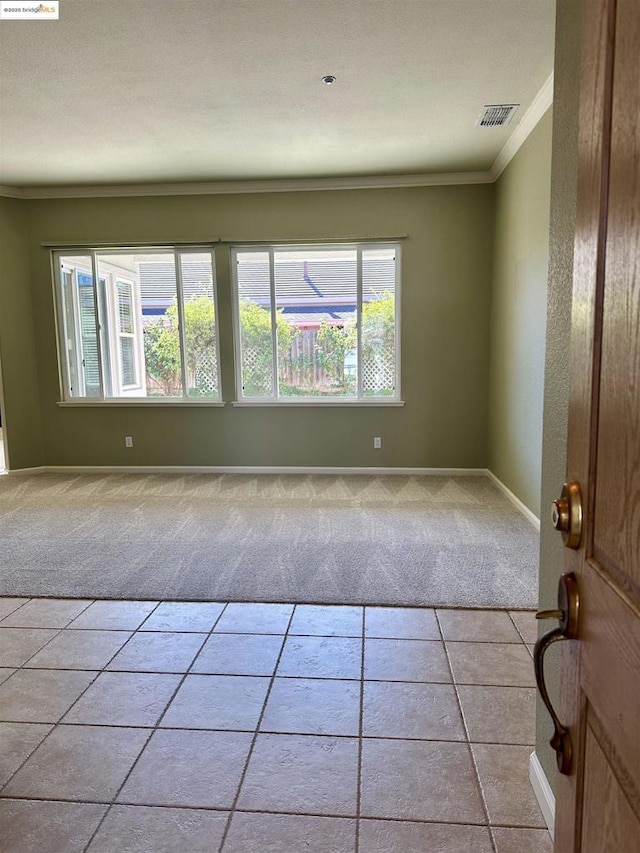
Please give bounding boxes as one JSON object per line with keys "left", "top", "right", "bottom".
{"left": 0, "top": 73, "right": 553, "bottom": 200}
{"left": 0, "top": 185, "right": 23, "bottom": 199}
{"left": 490, "top": 73, "right": 554, "bottom": 180}
{"left": 0, "top": 170, "right": 493, "bottom": 200}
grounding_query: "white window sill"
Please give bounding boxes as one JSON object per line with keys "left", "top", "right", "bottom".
{"left": 57, "top": 399, "right": 225, "bottom": 407}
{"left": 232, "top": 399, "right": 405, "bottom": 407}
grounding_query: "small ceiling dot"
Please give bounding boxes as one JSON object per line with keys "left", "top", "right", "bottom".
{"left": 322, "top": 75, "right": 336, "bottom": 85}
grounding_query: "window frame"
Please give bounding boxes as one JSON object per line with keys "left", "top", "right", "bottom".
{"left": 56, "top": 256, "right": 108, "bottom": 400}
{"left": 52, "top": 245, "right": 224, "bottom": 406}
{"left": 114, "top": 277, "right": 141, "bottom": 392}
{"left": 230, "top": 241, "right": 402, "bottom": 406}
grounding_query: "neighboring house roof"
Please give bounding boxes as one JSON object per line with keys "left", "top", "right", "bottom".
{"left": 138, "top": 257, "right": 395, "bottom": 326}
{"left": 138, "top": 262, "right": 213, "bottom": 307}
{"left": 279, "top": 306, "right": 354, "bottom": 325}
{"left": 236, "top": 257, "right": 396, "bottom": 303}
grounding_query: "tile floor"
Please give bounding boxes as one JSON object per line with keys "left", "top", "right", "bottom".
{"left": 0, "top": 597, "right": 552, "bottom": 853}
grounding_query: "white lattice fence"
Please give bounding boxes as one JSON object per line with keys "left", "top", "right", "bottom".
{"left": 363, "top": 347, "right": 395, "bottom": 392}
{"left": 194, "top": 350, "right": 219, "bottom": 395}
{"left": 242, "top": 346, "right": 273, "bottom": 394}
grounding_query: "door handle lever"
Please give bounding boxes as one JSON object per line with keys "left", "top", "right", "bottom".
{"left": 535, "top": 608, "right": 563, "bottom": 621}
{"left": 534, "top": 572, "right": 580, "bottom": 775}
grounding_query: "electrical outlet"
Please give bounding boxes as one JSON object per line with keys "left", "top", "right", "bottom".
{"left": 125, "top": 436, "right": 133, "bottom": 448}
{"left": 373, "top": 436, "right": 382, "bottom": 449}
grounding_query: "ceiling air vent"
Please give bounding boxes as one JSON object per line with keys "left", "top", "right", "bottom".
{"left": 476, "top": 104, "right": 520, "bottom": 127}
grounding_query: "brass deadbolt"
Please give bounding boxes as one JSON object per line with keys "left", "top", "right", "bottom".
{"left": 552, "top": 498, "right": 570, "bottom": 532}
{"left": 551, "top": 482, "right": 582, "bottom": 549}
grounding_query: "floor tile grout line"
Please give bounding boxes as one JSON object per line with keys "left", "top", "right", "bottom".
{"left": 354, "top": 606, "right": 366, "bottom": 853}
{"left": 132, "top": 601, "right": 229, "bottom": 635}
{"left": 0, "top": 675, "right": 535, "bottom": 703}
{"left": 217, "top": 604, "right": 297, "bottom": 853}
{"left": 223, "top": 808, "right": 545, "bottom": 830}
{"left": 0, "top": 793, "right": 548, "bottom": 830}
{"left": 0, "top": 598, "right": 97, "bottom": 631}
{"left": 1, "top": 622, "right": 532, "bottom": 644}
{"left": 1, "top": 668, "right": 535, "bottom": 689}
{"left": 69, "top": 600, "right": 162, "bottom": 635}
{"left": 1, "top": 597, "right": 538, "bottom": 614}
{"left": 102, "top": 634, "right": 214, "bottom": 676}
{"left": 0, "top": 597, "right": 33, "bottom": 622}
{"left": 0, "top": 720, "right": 536, "bottom": 746}
{"left": 79, "top": 600, "right": 230, "bottom": 853}
{"left": 0, "top": 723, "right": 56, "bottom": 799}
{"left": 507, "top": 610, "right": 538, "bottom": 647}
{"left": 434, "top": 609, "right": 498, "bottom": 853}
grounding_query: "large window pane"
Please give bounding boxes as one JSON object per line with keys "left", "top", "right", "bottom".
{"left": 362, "top": 247, "right": 397, "bottom": 397}
{"left": 236, "top": 251, "right": 274, "bottom": 397}
{"left": 275, "top": 249, "right": 357, "bottom": 397}
{"left": 56, "top": 246, "right": 222, "bottom": 403}
{"left": 102, "top": 252, "right": 183, "bottom": 398}
{"left": 180, "top": 252, "right": 219, "bottom": 398}
{"left": 232, "top": 243, "right": 400, "bottom": 402}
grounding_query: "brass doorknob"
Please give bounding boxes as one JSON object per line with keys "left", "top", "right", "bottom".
{"left": 551, "top": 482, "right": 582, "bottom": 549}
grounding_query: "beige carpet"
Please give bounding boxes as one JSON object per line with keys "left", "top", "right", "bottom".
{"left": 0, "top": 473, "right": 539, "bottom": 608}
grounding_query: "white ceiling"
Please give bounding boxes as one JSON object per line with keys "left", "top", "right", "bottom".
{"left": 0, "top": 0, "right": 555, "bottom": 188}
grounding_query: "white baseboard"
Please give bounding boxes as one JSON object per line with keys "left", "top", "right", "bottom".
{"left": 485, "top": 470, "right": 540, "bottom": 530}
{"left": 3, "top": 466, "right": 46, "bottom": 475}
{"left": 529, "top": 751, "right": 556, "bottom": 838}
{"left": 41, "top": 465, "right": 486, "bottom": 476}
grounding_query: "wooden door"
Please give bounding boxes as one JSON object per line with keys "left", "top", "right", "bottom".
{"left": 553, "top": 0, "right": 640, "bottom": 849}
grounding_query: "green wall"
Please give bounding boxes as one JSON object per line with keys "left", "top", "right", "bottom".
{"left": 0, "top": 196, "right": 44, "bottom": 469}
{"left": 19, "top": 184, "right": 493, "bottom": 468}
{"left": 488, "top": 110, "right": 553, "bottom": 517}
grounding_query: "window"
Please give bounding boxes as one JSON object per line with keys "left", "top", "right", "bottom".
{"left": 54, "top": 247, "right": 220, "bottom": 402}
{"left": 232, "top": 243, "right": 400, "bottom": 402}
{"left": 53, "top": 242, "right": 400, "bottom": 407}
{"left": 116, "top": 280, "right": 137, "bottom": 388}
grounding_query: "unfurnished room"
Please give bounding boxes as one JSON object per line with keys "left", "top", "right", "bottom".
{"left": 0, "top": 1, "right": 638, "bottom": 852}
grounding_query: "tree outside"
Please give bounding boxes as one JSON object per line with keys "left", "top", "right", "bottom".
{"left": 315, "top": 290, "right": 395, "bottom": 395}
{"left": 316, "top": 319, "right": 357, "bottom": 393}
{"left": 143, "top": 291, "right": 395, "bottom": 397}
{"left": 143, "top": 295, "right": 218, "bottom": 397}
{"left": 238, "top": 300, "right": 296, "bottom": 396}
{"left": 361, "top": 291, "right": 396, "bottom": 395}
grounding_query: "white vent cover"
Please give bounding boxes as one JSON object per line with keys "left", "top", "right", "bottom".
{"left": 476, "top": 104, "right": 520, "bottom": 127}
